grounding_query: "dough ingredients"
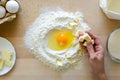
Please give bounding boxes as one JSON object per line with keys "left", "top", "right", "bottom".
{"left": 24, "top": 9, "right": 90, "bottom": 71}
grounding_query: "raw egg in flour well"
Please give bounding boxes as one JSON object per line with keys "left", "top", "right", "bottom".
{"left": 48, "top": 29, "right": 74, "bottom": 50}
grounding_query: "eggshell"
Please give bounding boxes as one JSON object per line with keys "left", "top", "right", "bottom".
{"left": 0, "top": 6, "right": 6, "bottom": 18}
{"left": 5, "top": 0, "right": 19, "bottom": 13}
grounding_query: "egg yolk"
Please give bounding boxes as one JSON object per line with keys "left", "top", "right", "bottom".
{"left": 56, "top": 33, "right": 68, "bottom": 46}
{"left": 47, "top": 29, "right": 74, "bottom": 50}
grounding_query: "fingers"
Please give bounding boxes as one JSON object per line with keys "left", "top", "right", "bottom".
{"left": 85, "top": 30, "right": 97, "bottom": 39}
{"left": 77, "top": 33, "right": 84, "bottom": 39}
{"left": 79, "top": 42, "right": 88, "bottom": 53}
{"left": 85, "top": 30, "right": 101, "bottom": 45}
{"left": 95, "top": 45, "right": 103, "bottom": 52}
{"left": 86, "top": 41, "right": 95, "bottom": 58}
{"left": 79, "top": 30, "right": 103, "bottom": 60}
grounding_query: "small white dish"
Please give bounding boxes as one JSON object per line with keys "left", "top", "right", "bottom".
{"left": 0, "top": 37, "right": 16, "bottom": 76}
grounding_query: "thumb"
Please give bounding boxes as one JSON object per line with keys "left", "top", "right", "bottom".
{"left": 86, "top": 41, "right": 95, "bottom": 58}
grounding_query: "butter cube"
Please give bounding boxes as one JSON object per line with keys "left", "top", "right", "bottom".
{"left": 83, "top": 39, "right": 94, "bottom": 47}
{"left": 75, "top": 30, "right": 82, "bottom": 37}
{"left": 56, "top": 58, "right": 62, "bottom": 66}
{"left": 78, "top": 33, "right": 94, "bottom": 47}
{"left": 0, "top": 51, "right": 4, "bottom": 69}
{"left": 79, "top": 33, "right": 92, "bottom": 42}
{"left": 0, "top": 59, "right": 4, "bottom": 70}
{"left": 72, "top": 60, "right": 77, "bottom": 65}
{"left": 84, "top": 33, "right": 91, "bottom": 41}
{"left": 77, "top": 47, "right": 83, "bottom": 56}
{"left": 83, "top": 42, "right": 87, "bottom": 46}
{"left": 79, "top": 36, "right": 85, "bottom": 42}
{"left": 3, "top": 50, "right": 12, "bottom": 66}
{"left": 69, "top": 22, "right": 77, "bottom": 27}
{"left": 0, "top": 51, "right": 2, "bottom": 59}
{"left": 4, "top": 60, "right": 12, "bottom": 66}
{"left": 74, "top": 18, "right": 79, "bottom": 23}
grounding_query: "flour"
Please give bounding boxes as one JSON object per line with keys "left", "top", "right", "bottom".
{"left": 24, "top": 9, "right": 90, "bottom": 71}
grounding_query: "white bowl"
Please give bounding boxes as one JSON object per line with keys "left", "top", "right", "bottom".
{"left": 107, "top": 27, "right": 120, "bottom": 63}
{"left": 100, "top": 0, "right": 120, "bottom": 20}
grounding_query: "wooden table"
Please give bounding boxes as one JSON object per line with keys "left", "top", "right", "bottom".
{"left": 0, "top": 0, "right": 120, "bottom": 80}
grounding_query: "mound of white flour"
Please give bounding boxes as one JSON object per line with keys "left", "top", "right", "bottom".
{"left": 24, "top": 9, "right": 90, "bottom": 71}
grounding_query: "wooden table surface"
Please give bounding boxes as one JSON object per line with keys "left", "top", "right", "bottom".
{"left": 0, "top": 0, "right": 120, "bottom": 80}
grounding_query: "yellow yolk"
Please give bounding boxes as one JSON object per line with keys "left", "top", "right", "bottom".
{"left": 56, "top": 33, "right": 68, "bottom": 46}
{"left": 48, "top": 29, "right": 74, "bottom": 50}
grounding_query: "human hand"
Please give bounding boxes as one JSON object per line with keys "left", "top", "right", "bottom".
{"left": 80, "top": 31, "right": 107, "bottom": 80}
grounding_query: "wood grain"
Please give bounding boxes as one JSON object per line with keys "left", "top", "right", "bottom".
{"left": 0, "top": 0, "right": 120, "bottom": 80}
